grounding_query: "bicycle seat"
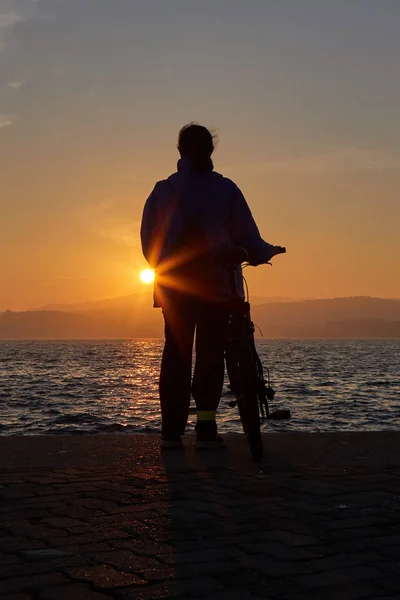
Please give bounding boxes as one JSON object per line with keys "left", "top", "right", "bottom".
{"left": 219, "top": 247, "right": 248, "bottom": 264}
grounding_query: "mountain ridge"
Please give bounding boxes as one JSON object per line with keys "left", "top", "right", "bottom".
{"left": 1, "top": 296, "right": 400, "bottom": 339}
{"left": 28, "top": 293, "right": 300, "bottom": 313}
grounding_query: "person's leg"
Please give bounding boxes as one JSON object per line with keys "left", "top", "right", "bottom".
{"left": 192, "top": 303, "right": 229, "bottom": 446}
{"left": 160, "top": 301, "right": 195, "bottom": 443}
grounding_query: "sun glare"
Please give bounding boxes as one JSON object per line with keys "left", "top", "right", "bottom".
{"left": 140, "top": 269, "right": 155, "bottom": 284}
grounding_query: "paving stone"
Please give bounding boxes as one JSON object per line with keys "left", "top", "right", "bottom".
{"left": 241, "top": 554, "right": 312, "bottom": 577}
{"left": 238, "top": 541, "right": 321, "bottom": 561}
{"left": 249, "top": 576, "right": 305, "bottom": 598}
{"left": 161, "top": 547, "right": 244, "bottom": 565}
{"left": 88, "top": 549, "right": 162, "bottom": 573}
{"left": 7, "top": 523, "right": 69, "bottom": 538}
{"left": 161, "top": 560, "right": 235, "bottom": 580}
{"left": 294, "top": 565, "right": 383, "bottom": 588}
{"left": 253, "top": 530, "right": 323, "bottom": 547}
{"left": 47, "top": 530, "right": 129, "bottom": 547}
{"left": 374, "top": 575, "right": 400, "bottom": 593}
{"left": 0, "top": 552, "right": 22, "bottom": 565}
{"left": 202, "top": 593, "right": 254, "bottom": 600}
{"left": 0, "top": 572, "right": 69, "bottom": 595}
{"left": 304, "top": 551, "right": 381, "bottom": 572}
{"left": 307, "top": 534, "right": 400, "bottom": 556}
{"left": 0, "top": 561, "right": 67, "bottom": 580}
{"left": 67, "top": 564, "right": 147, "bottom": 588}
{"left": 114, "top": 577, "right": 224, "bottom": 600}
{"left": 328, "top": 526, "right": 388, "bottom": 541}
{"left": 37, "top": 582, "right": 111, "bottom": 599}
{"left": 0, "top": 536, "right": 47, "bottom": 552}
{"left": 114, "top": 583, "right": 182, "bottom": 599}
{"left": 43, "top": 517, "right": 88, "bottom": 528}
{"left": 20, "top": 548, "right": 73, "bottom": 560}
{"left": 56, "top": 542, "right": 112, "bottom": 554}
{"left": 112, "top": 539, "right": 174, "bottom": 556}
{"left": 138, "top": 565, "right": 177, "bottom": 583}
{"left": 377, "top": 544, "right": 400, "bottom": 559}
{"left": 280, "top": 581, "right": 384, "bottom": 600}
{"left": 0, "top": 594, "right": 33, "bottom": 600}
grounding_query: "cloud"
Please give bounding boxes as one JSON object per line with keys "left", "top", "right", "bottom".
{"left": 0, "top": 4, "right": 21, "bottom": 50}
{"left": 0, "top": 0, "right": 40, "bottom": 51}
{"left": 7, "top": 79, "right": 24, "bottom": 89}
{"left": 0, "top": 114, "right": 13, "bottom": 128}
{"left": 234, "top": 148, "right": 400, "bottom": 177}
{"left": 77, "top": 198, "right": 141, "bottom": 248}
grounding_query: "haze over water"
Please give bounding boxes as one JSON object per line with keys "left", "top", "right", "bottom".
{"left": 1, "top": 339, "right": 399, "bottom": 436}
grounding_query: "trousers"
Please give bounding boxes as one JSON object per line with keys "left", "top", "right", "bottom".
{"left": 159, "top": 298, "right": 229, "bottom": 436}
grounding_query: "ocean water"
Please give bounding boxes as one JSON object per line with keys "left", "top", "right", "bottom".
{"left": 0, "top": 339, "right": 399, "bottom": 436}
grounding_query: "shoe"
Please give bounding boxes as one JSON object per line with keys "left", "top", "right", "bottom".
{"left": 160, "top": 435, "right": 183, "bottom": 450}
{"left": 195, "top": 420, "right": 225, "bottom": 450}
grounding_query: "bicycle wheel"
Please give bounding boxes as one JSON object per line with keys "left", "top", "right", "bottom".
{"left": 230, "top": 316, "right": 263, "bottom": 462}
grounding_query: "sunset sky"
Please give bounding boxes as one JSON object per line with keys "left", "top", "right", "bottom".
{"left": 1, "top": 0, "right": 399, "bottom": 310}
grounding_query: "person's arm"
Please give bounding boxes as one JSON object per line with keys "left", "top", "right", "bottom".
{"left": 140, "top": 184, "right": 161, "bottom": 268}
{"left": 229, "top": 184, "right": 278, "bottom": 265}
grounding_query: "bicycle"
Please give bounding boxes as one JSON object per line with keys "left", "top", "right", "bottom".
{"left": 222, "top": 247, "right": 291, "bottom": 462}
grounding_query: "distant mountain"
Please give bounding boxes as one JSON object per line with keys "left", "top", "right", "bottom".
{"left": 251, "top": 297, "right": 400, "bottom": 338}
{"left": 0, "top": 308, "right": 163, "bottom": 339}
{"left": 324, "top": 319, "right": 400, "bottom": 338}
{"left": 32, "top": 292, "right": 298, "bottom": 312}
{"left": 249, "top": 296, "right": 300, "bottom": 305}
{"left": 31, "top": 291, "right": 155, "bottom": 313}
{"left": 0, "top": 310, "right": 111, "bottom": 340}
{"left": 1, "top": 296, "right": 399, "bottom": 339}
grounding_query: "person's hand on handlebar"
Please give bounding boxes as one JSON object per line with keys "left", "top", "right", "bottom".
{"left": 271, "top": 245, "right": 286, "bottom": 256}
{"left": 247, "top": 245, "right": 286, "bottom": 266}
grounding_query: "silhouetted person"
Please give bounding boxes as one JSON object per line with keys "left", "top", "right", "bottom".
{"left": 141, "top": 123, "right": 284, "bottom": 449}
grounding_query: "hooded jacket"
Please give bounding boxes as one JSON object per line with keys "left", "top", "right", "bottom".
{"left": 141, "top": 157, "right": 275, "bottom": 306}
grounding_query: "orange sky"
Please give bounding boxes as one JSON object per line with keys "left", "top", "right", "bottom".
{"left": 1, "top": 1, "right": 399, "bottom": 310}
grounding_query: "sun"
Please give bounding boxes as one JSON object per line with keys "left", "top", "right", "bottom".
{"left": 140, "top": 268, "right": 155, "bottom": 284}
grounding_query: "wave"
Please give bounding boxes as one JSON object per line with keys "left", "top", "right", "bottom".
{"left": 1, "top": 339, "right": 399, "bottom": 435}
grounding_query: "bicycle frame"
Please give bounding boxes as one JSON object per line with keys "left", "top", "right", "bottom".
{"left": 225, "top": 260, "right": 266, "bottom": 417}
{"left": 225, "top": 257, "right": 290, "bottom": 422}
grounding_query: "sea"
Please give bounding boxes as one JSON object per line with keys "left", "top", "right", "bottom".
{"left": 0, "top": 339, "right": 399, "bottom": 436}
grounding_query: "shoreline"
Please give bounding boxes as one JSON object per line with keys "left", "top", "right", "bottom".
{"left": 1, "top": 336, "right": 400, "bottom": 340}
{"left": 2, "top": 431, "right": 400, "bottom": 470}
{"left": 2, "top": 425, "right": 400, "bottom": 437}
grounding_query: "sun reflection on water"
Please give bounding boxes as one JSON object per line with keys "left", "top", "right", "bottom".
{"left": 0, "top": 339, "right": 399, "bottom": 435}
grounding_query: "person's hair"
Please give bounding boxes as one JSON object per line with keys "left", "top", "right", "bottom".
{"left": 178, "top": 123, "right": 217, "bottom": 174}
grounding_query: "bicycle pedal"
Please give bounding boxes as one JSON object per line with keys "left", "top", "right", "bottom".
{"left": 265, "top": 386, "right": 275, "bottom": 400}
{"left": 269, "top": 408, "right": 291, "bottom": 420}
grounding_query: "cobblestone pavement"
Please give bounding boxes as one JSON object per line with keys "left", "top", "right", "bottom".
{"left": 0, "top": 432, "right": 399, "bottom": 599}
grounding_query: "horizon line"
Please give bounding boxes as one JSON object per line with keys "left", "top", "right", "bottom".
{"left": 1, "top": 293, "right": 400, "bottom": 314}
